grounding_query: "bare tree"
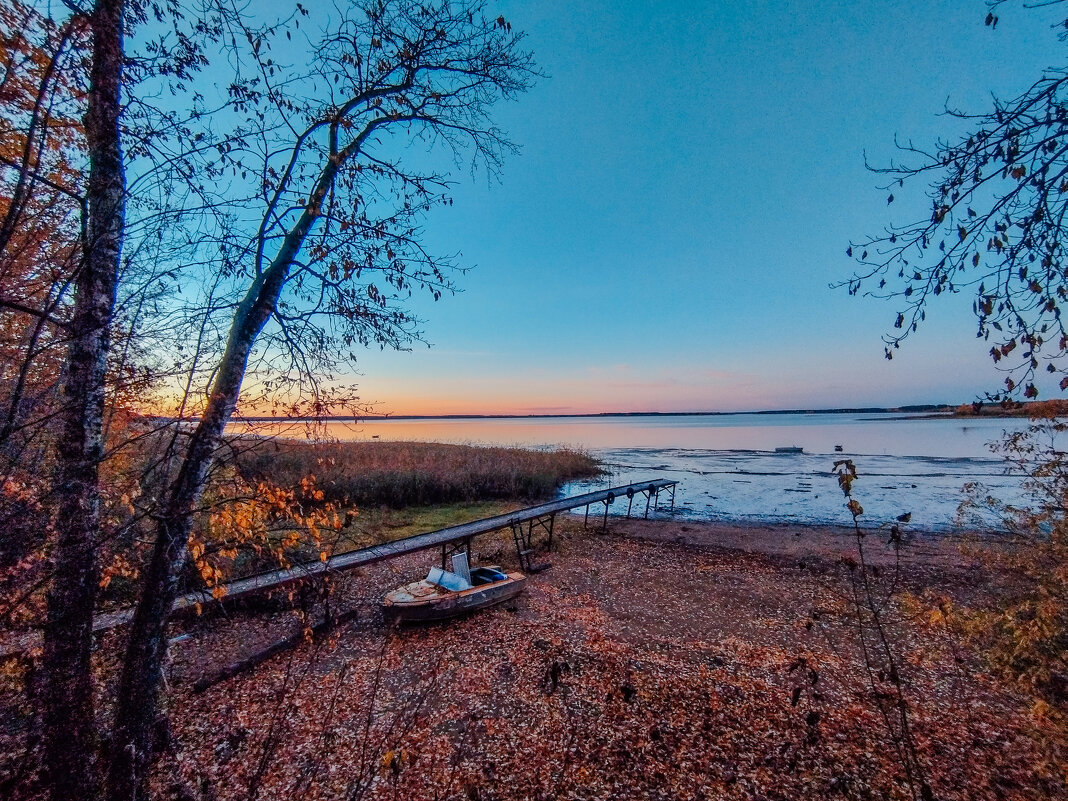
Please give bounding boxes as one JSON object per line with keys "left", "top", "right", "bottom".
{"left": 105, "top": 2, "right": 535, "bottom": 797}
{"left": 845, "top": 1, "right": 1068, "bottom": 400}
{"left": 0, "top": 3, "right": 534, "bottom": 797}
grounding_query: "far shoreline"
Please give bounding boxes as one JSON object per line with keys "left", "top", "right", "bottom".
{"left": 222, "top": 405, "right": 957, "bottom": 423}
{"left": 215, "top": 398, "right": 1067, "bottom": 424}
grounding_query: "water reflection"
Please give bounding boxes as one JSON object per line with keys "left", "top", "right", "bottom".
{"left": 230, "top": 412, "right": 1027, "bottom": 459}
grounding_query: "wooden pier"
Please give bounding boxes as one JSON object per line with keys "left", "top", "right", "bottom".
{"left": 0, "top": 479, "right": 676, "bottom": 657}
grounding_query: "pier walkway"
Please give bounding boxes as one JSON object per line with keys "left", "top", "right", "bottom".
{"left": 1, "top": 479, "right": 676, "bottom": 656}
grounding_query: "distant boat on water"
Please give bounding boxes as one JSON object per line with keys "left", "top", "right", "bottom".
{"left": 774, "top": 446, "right": 804, "bottom": 454}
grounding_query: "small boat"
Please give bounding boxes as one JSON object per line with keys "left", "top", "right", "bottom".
{"left": 774, "top": 446, "right": 804, "bottom": 454}
{"left": 382, "top": 553, "right": 526, "bottom": 623}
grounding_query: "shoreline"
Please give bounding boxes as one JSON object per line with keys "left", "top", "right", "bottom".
{"left": 225, "top": 433, "right": 1014, "bottom": 535}
{"left": 172, "top": 397, "right": 1067, "bottom": 424}
{"left": 600, "top": 509, "right": 1007, "bottom": 538}
{"left": 602, "top": 516, "right": 981, "bottom": 567}
{"left": 219, "top": 405, "right": 954, "bottom": 422}
{"left": 144, "top": 511, "right": 1043, "bottom": 801}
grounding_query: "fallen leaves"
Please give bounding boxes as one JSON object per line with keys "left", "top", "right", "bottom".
{"left": 125, "top": 525, "right": 1066, "bottom": 800}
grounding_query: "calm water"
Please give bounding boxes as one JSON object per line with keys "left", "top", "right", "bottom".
{"left": 231, "top": 413, "right": 1036, "bottom": 530}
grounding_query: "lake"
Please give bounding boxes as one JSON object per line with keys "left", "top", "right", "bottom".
{"left": 231, "top": 413, "right": 1038, "bottom": 531}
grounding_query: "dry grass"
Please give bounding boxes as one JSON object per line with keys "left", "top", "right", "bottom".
{"left": 234, "top": 439, "right": 602, "bottom": 508}
{"left": 333, "top": 501, "right": 520, "bottom": 551}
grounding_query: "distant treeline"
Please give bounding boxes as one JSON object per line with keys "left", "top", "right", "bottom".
{"left": 226, "top": 405, "right": 957, "bottom": 422}
{"left": 954, "top": 399, "right": 1068, "bottom": 418}
{"left": 235, "top": 439, "right": 602, "bottom": 507}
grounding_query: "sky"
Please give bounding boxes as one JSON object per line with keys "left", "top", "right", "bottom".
{"left": 340, "top": 0, "right": 1068, "bottom": 416}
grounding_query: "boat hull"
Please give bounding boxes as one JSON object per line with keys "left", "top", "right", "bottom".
{"left": 382, "top": 573, "right": 526, "bottom": 624}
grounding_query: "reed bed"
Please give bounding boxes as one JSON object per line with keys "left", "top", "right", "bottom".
{"left": 235, "top": 439, "right": 602, "bottom": 507}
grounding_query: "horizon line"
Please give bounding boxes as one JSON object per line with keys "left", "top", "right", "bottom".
{"left": 217, "top": 403, "right": 957, "bottom": 423}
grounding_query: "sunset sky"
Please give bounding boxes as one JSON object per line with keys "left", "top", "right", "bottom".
{"left": 342, "top": 1, "right": 1066, "bottom": 416}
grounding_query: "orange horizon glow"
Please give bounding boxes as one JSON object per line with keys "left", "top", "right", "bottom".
{"left": 138, "top": 369, "right": 978, "bottom": 421}
{"left": 139, "top": 345, "right": 995, "bottom": 421}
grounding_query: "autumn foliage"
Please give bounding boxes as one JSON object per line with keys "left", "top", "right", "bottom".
{"left": 918, "top": 416, "right": 1068, "bottom": 779}
{"left": 953, "top": 398, "right": 1068, "bottom": 417}
{"left": 0, "top": 4, "right": 83, "bottom": 449}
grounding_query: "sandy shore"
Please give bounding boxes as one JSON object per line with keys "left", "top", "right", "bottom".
{"left": 4, "top": 515, "right": 1052, "bottom": 799}
{"left": 145, "top": 515, "right": 998, "bottom": 690}
{"left": 607, "top": 516, "right": 976, "bottom": 564}
{"left": 113, "top": 514, "right": 1055, "bottom": 801}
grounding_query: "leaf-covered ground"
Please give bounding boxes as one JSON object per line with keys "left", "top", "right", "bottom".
{"left": 139, "top": 518, "right": 1060, "bottom": 801}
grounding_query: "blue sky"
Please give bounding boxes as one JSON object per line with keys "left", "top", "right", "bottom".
{"left": 346, "top": 1, "right": 1067, "bottom": 415}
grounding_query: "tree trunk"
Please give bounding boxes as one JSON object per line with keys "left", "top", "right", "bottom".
{"left": 42, "top": 2, "right": 125, "bottom": 800}
{"left": 105, "top": 189, "right": 324, "bottom": 801}
{"left": 105, "top": 93, "right": 377, "bottom": 796}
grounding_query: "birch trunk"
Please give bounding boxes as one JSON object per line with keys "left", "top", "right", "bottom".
{"left": 42, "top": 1, "right": 125, "bottom": 799}
{"left": 104, "top": 41, "right": 498, "bottom": 791}
{"left": 105, "top": 160, "right": 334, "bottom": 801}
